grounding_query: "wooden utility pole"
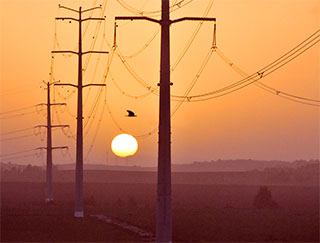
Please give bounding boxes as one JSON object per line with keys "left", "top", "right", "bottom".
{"left": 116, "top": 1, "right": 215, "bottom": 241}
{"left": 35, "top": 81, "right": 68, "bottom": 204}
{"left": 52, "top": 5, "right": 107, "bottom": 217}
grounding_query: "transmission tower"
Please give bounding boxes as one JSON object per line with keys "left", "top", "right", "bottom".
{"left": 35, "top": 81, "right": 68, "bottom": 204}
{"left": 116, "top": 0, "right": 216, "bottom": 241}
{"left": 52, "top": 5, "right": 108, "bottom": 218}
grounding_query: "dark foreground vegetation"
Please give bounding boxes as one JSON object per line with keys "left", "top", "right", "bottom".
{"left": 1, "top": 204, "right": 140, "bottom": 242}
{"left": 1, "top": 181, "right": 319, "bottom": 242}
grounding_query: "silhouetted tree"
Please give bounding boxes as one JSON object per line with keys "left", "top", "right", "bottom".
{"left": 254, "top": 186, "right": 278, "bottom": 209}
{"left": 23, "top": 164, "right": 42, "bottom": 174}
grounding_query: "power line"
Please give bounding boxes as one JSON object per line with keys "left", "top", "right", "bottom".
{"left": 123, "top": 28, "right": 160, "bottom": 58}
{"left": 55, "top": 109, "right": 76, "bottom": 139}
{"left": 256, "top": 29, "right": 320, "bottom": 76}
{"left": 0, "top": 105, "right": 36, "bottom": 115}
{"left": 109, "top": 71, "right": 152, "bottom": 98}
{"left": 0, "top": 126, "right": 60, "bottom": 142}
{"left": 105, "top": 44, "right": 215, "bottom": 138}
{"left": 170, "top": 31, "right": 320, "bottom": 101}
{"left": 104, "top": 86, "right": 157, "bottom": 139}
{"left": 171, "top": 47, "right": 215, "bottom": 112}
{"left": 114, "top": 45, "right": 159, "bottom": 94}
{"left": 105, "top": 20, "right": 319, "bottom": 141}
{"left": 82, "top": 45, "right": 113, "bottom": 131}
{"left": 0, "top": 127, "right": 34, "bottom": 136}
{"left": 254, "top": 82, "right": 320, "bottom": 107}
{"left": 0, "top": 153, "right": 40, "bottom": 161}
{"left": 182, "top": 41, "right": 319, "bottom": 99}
{"left": 0, "top": 149, "right": 36, "bottom": 157}
{"left": 112, "top": 26, "right": 319, "bottom": 103}
{"left": 0, "top": 110, "right": 41, "bottom": 119}
{"left": 84, "top": 97, "right": 107, "bottom": 160}
{"left": 0, "top": 133, "right": 36, "bottom": 141}
{"left": 83, "top": 28, "right": 113, "bottom": 114}
{"left": 115, "top": 0, "right": 194, "bottom": 17}
{"left": 171, "top": 0, "right": 214, "bottom": 71}
{"left": 82, "top": 0, "right": 109, "bottom": 75}
{"left": 52, "top": 0, "right": 110, "bottom": 126}
{"left": 83, "top": 30, "right": 107, "bottom": 109}
{"left": 51, "top": 0, "right": 109, "bottom": 101}
{"left": 216, "top": 48, "right": 320, "bottom": 106}
{"left": 256, "top": 82, "right": 320, "bottom": 103}
{"left": 111, "top": 1, "right": 215, "bottom": 97}
{"left": 105, "top": 47, "right": 215, "bottom": 139}
{"left": 112, "top": 0, "right": 214, "bottom": 70}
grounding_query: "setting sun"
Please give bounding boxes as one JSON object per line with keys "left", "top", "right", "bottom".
{"left": 111, "top": 133, "right": 138, "bottom": 157}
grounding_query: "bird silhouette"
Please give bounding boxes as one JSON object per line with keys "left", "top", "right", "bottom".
{"left": 126, "top": 110, "right": 137, "bottom": 117}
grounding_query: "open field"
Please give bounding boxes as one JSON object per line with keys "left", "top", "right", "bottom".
{"left": 2, "top": 168, "right": 318, "bottom": 186}
{"left": 1, "top": 206, "right": 140, "bottom": 242}
{"left": 1, "top": 181, "right": 319, "bottom": 242}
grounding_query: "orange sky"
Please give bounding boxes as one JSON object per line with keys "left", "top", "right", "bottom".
{"left": 0, "top": 0, "right": 319, "bottom": 166}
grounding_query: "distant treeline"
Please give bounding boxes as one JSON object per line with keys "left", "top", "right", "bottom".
{"left": 1, "top": 161, "right": 318, "bottom": 185}
{"left": 173, "top": 159, "right": 320, "bottom": 172}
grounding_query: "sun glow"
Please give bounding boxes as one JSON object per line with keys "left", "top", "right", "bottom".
{"left": 111, "top": 133, "right": 138, "bottom": 157}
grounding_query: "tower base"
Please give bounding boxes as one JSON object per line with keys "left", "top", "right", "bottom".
{"left": 74, "top": 211, "right": 84, "bottom": 218}
{"left": 45, "top": 198, "right": 54, "bottom": 204}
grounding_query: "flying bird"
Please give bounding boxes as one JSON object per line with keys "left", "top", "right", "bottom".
{"left": 126, "top": 110, "right": 137, "bottom": 117}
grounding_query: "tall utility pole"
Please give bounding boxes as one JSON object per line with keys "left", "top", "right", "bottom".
{"left": 116, "top": 1, "right": 215, "bottom": 241}
{"left": 52, "top": 5, "right": 108, "bottom": 218}
{"left": 35, "top": 81, "right": 68, "bottom": 204}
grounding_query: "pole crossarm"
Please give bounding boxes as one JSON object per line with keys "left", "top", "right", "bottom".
{"left": 36, "top": 103, "right": 46, "bottom": 107}
{"left": 56, "top": 17, "right": 79, "bottom": 22}
{"left": 58, "top": 5, "right": 101, "bottom": 13}
{"left": 171, "top": 17, "right": 216, "bottom": 24}
{"left": 82, "top": 17, "right": 105, "bottom": 22}
{"left": 52, "top": 50, "right": 78, "bottom": 55}
{"left": 43, "top": 80, "right": 60, "bottom": 85}
{"left": 82, "top": 5, "right": 102, "bottom": 13}
{"left": 36, "top": 146, "right": 68, "bottom": 150}
{"left": 115, "top": 16, "right": 216, "bottom": 25}
{"left": 37, "top": 102, "right": 66, "bottom": 106}
{"left": 82, "top": 51, "right": 109, "bottom": 55}
{"left": 35, "top": 147, "right": 47, "bottom": 150}
{"left": 52, "top": 146, "right": 68, "bottom": 150}
{"left": 50, "top": 80, "right": 61, "bottom": 85}
{"left": 55, "top": 83, "right": 78, "bottom": 88}
{"left": 55, "top": 83, "right": 105, "bottom": 88}
{"left": 51, "top": 125, "right": 70, "bottom": 128}
{"left": 115, "top": 16, "right": 160, "bottom": 24}
{"left": 83, "top": 84, "right": 106, "bottom": 88}
{"left": 34, "top": 125, "right": 47, "bottom": 128}
{"left": 51, "top": 103, "right": 67, "bottom": 106}
{"left": 35, "top": 124, "right": 68, "bottom": 129}
{"left": 58, "top": 4, "right": 79, "bottom": 13}
{"left": 52, "top": 50, "right": 108, "bottom": 55}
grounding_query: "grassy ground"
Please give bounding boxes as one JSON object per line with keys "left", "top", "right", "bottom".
{"left": 1, "top": 203, "right": 141, "bottom": 242}
{"left": 100, "top": 204, "right": 319, "bottom": 242}
{"left": 1, "top": 182, "right": 319, "bottom": 242}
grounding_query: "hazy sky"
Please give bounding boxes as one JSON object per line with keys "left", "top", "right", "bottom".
{"left": 0, "top": 0, "right": 319, "bottom": 166}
